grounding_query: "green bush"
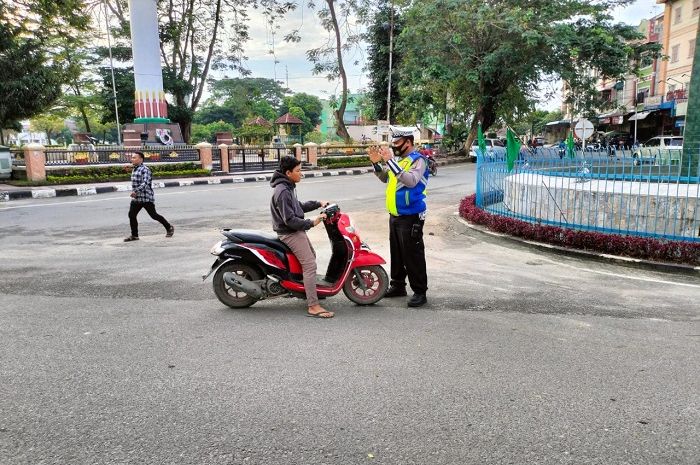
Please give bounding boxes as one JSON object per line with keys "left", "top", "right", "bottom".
{"left": 45, "top": 169, "right": 210, "bottom": 185}
{"left": 317, "top": 155, "right": 371, "bottom": 169}
{"left": 41, "top": 163, "right": 209, "bottom": 185}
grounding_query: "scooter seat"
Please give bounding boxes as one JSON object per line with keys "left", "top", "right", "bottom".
{"left": 223, "top": 229, "right": 291, "bottom": 253}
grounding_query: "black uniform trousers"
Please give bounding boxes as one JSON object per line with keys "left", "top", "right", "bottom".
{"left": 128, "top": 201, "right": 171, "bottom": 237}
{"left": 389, "top": 213, "right": 428, "bottom": 295}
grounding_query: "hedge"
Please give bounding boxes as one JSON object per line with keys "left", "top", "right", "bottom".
{"left": 3, "top": 163, "right": 209, "bottom": 186}
{"left": 459, "top": 194, "right": 700, "bottom": 266}
{"left": 317, "top": 155, "right": 371, "bottom": 169}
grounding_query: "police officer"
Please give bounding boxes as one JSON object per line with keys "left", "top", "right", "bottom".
{"left": 367, "top": 127, "right": 429, "bottom": 307}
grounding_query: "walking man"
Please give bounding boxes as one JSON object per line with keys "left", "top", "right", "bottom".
{"left": 124, "top": 151, "right": 174, "bottom": 242}
{"left": 367, "top": 127, "right": 429, "bottom": 307}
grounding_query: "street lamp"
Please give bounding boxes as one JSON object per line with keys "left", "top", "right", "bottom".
{"left": 666, "top": 75, "right": 687, "bottom": 91}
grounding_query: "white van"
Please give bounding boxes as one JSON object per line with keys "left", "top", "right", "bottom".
{"left": 469, "top": 138, "right": 505, "bottom": 161}
{"left": 632, "top": 136, "right": 683, "bottom": 166}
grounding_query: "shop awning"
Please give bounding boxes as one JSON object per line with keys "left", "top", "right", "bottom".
{"left": 545, "top": 120, "right": 571, "bottom": 126}
{"left": 628, "top": 110, "right": 656, "bottom": 121}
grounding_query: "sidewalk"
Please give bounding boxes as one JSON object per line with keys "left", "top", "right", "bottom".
{"left": 0, "top": 158, "right": 467, "bottom": 202}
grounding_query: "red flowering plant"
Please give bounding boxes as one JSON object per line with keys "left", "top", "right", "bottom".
{"left": 459, "top": 194, "right": 700, "bottom": 266}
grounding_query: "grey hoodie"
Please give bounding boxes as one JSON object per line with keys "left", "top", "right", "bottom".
{"left": 270, "top": 170, "right": 321, "bottom": 234}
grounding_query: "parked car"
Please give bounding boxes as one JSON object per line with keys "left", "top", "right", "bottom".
{"left": 632, "top": 136, "right": 683, "bottom": 166}
{"left": 469, "top": 138, "right": 505, "bottom": 161}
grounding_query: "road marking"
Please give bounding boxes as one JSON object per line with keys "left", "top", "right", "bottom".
{"left": 551, "top": 260, "right": 700, "bottom": 289}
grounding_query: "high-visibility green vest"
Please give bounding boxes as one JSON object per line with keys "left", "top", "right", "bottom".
{"left": 385, "top": 152, "right": 429, "bottom": 216}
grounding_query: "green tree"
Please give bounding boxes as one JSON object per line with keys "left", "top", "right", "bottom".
{"left": 298, "top": 0, "right": 371, "bottom": 142}
{"left": 251, "top": 101, "right": 278, "bottom": 123}
{"left": 97, "top": 65, "right": 135, "bottom": 126}
{"left": 102, "top": 0, "right": 295, "bottom": 142}
{"left": 0, "top": 1, "right": 90, "bottom": 144}
{"left": 209, "top": 78, "right": 289, "bottom": 111}
{"left": 397, "top": 0, "right": 660, "bottom": 149}
{"left": 30, "top": 114, "right": 66, "bottom": 145}
{"left": 281, "top": 93, "right": 323, "bottom": 135}
{"left": 194, "top": 105, "right": 244, "bottom": 126}
{"left": 194, "top": 78, "right": 290, "bottom": 126}
{"left": 511, "top": 109, "right": 563, "bottom": 139}
{"left": 234, "top": 123, "right": 274, "bottom": 145}
{"left": 190, "top": 121, "right": 236, "bottom": 144}
{"left": 365, "top": 0, "right": 403, "bottom": 122}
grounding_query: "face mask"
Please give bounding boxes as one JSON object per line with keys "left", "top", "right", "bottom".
{"left": 392, "top": 141, "right": 407, "bottom": 157}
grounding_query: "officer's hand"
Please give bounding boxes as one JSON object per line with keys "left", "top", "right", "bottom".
{"left": 381, "top": 148, "right": 393, "bottom": 162}
{"left": 313, "top": 213, "right": 327, "bottom": 226}
{"left": 367, "top": 146, "right": 383, "bottom": 164}
{"left": 320, "top": 201, "right": 329, "bottom": 208}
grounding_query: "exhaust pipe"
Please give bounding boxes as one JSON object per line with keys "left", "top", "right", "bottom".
{"left": 223, "top": 272, "right": 264, "bottom": 298}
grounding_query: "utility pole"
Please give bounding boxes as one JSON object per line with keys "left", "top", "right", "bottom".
{"left": 386, "top": 0, "right": 394, "bottom": 123}
{"left": 286, "top": 65, "right": 289, "bottom": 88}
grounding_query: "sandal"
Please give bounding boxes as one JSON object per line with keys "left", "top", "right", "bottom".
{"left": 306, "top": 310, "right": 334, "bottom": 318}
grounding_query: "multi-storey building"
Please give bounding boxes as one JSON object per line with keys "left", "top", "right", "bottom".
{"left": 589, "top": 1, "right": 697, "bottom": 142}
{"left": 657, "top": 0, "right": 698, "bottom": 133}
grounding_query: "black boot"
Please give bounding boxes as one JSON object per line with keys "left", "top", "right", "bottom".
{"left": 385, "top": 285, "right": 407, "bottom": 298}
{"left": 407, "top": 293, "right": 427, "bottom": 307}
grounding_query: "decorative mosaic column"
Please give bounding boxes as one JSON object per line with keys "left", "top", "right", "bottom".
{"left": 128, "top": 0, "right": 169, "bottom": 123}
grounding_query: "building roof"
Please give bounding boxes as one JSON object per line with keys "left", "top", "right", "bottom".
{"left": 275, "top": 113, "right": 303, "bottom": 125}
{"left": 247, "top": 116, "right": 272, "bottom": 127}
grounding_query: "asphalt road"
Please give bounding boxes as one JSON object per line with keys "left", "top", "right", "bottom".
{"left": 1, "top": 164, "right": 698, "bottom": 465}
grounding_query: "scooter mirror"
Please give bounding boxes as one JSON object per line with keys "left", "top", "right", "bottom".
{"left": 323, "top": 203, "right": 340, "bottom": 216}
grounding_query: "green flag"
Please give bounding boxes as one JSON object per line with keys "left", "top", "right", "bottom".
{"left": 477, "top": 122, "right": 487, "bottom": 159}
{"left": 566, "top": 131, "right": 575, "bottom": 159}
{"left": 506, "top": 128, "right": 521, "bottom": 171}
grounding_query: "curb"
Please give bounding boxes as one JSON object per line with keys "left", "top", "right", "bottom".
{"left": 0, "top": 158, "right": 469, "bottom": 203}
{"left": 455, "top": 216, "right": 700, "bottom": 275}
{"left": 0, "top": 167, "right": 376, "bottom": 202}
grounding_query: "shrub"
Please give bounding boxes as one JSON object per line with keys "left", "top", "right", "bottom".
{"left": 42, "top": 163, "right": 210, "bottom": 185}
{"left": 459, "top": 194, "right": 700, "bottom": 266}
{"left": 317, "top": 155, "right": 371, "bottom": 169}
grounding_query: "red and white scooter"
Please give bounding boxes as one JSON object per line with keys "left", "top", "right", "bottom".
{"left": 203, "top": 204, "right": 389, "bottom": 308}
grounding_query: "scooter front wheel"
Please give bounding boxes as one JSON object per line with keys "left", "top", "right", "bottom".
{"left": 343, "top": 265, "right": 389, "bottom": 305}
{"left": 213, "top": 262, "right": 261, "bottom": 308}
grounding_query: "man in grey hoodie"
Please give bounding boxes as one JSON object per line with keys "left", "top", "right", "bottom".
{"left": 270, "top": 156, "right": 332, "bottom": 318}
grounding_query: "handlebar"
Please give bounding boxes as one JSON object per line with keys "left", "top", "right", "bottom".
{"left": 321, "top": 203, "right": 340, "bottom": 216}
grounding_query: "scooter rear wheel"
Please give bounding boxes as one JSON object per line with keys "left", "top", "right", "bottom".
{"left": 213, "top": 262, "right": 261, "bottom": 308}
{"left": 343, "top": 265, "right": 389, "bottom": 306}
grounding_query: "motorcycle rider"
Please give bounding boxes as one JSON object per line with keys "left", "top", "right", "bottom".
{"left": 367, "top": 127, "right": 429, "bottom": 307}
{"left": 270, "top": 156, "right": 333, "bottom": 318}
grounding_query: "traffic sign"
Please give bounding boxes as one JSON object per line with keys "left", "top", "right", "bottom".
{"left": 574, "top": 118, "right": 594, "bottom": 140}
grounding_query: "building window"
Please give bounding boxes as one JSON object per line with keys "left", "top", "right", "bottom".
{"left": 694, "top": 0, "right": 700, "bottom": 17}
{"left": 689, "top": 39, "right": 696, "bottom": 58}
{"left": 671, "top": 44, "right": 680, "bottom": 62}
{"left": 675, "top": 6, "right": 682, "bottom": 24}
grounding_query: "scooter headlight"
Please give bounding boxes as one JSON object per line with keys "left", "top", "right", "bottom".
{"left": 210, "top": 241, "right": 225, "bottom": 255}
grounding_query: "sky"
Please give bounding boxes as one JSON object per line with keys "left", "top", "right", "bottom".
{"left": 210, "top": 4, "right": 368, "bottom": 100}
{"left": 225, "top": 0, "right": 666, "bottom": 110}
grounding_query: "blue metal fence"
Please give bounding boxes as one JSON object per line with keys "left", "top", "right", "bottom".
{"left": 475, "top": 147, "right": 700, "bottom": 242}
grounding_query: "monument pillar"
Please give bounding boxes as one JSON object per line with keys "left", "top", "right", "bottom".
{"left": 128, "top": 0, "right": 168, "bottom": 123}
